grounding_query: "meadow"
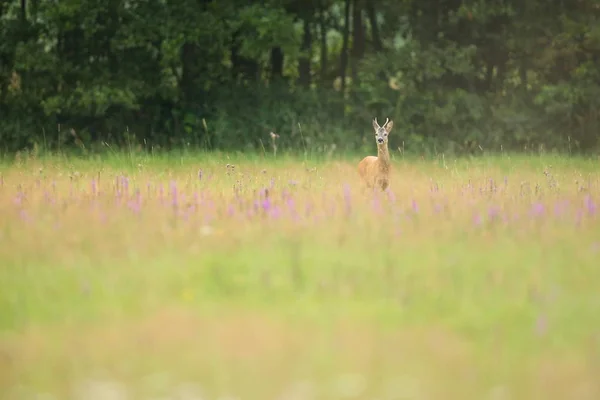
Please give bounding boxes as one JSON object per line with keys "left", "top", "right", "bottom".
{"left": 0, "top": 150, "right": 599, "bottom": 400}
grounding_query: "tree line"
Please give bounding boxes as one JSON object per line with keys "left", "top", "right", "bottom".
{"left": 1, "top": 0, "right": 599, "bottom": 155}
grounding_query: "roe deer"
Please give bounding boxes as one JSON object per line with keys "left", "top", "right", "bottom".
{"left": 358, "top": 117, "right": 393, "bottom": 191}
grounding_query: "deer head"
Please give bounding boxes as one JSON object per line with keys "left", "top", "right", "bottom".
{"left": 372, "top": 117, "right": 394, "bottom": 145}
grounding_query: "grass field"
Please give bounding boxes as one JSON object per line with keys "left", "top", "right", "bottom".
{"left": 1, "top": 151, "right": 599, "bottom": 400}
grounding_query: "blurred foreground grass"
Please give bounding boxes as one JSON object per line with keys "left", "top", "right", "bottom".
{"left": 0, "top": 152, "right": 599, "bottom": 400}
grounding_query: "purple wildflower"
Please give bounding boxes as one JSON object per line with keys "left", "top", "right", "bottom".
{"left": 584, "top": 195, "right": 596, "bottom": 215}
{"left": 170, "top": 181, "right": 178, "bottom": 207}
{"left": 287, "top": 197, "right": 299, "bottom": 220}
{"left": 411, "top": 199, "right": 419, "bottom": 213}
{"left": 531, "top": 203, "right": 545, "bottom": 217}
{"left": 128, "top": 200, "right": 140, "bottom": 214}
{"left": 261, "top": 197, "right": 271, "bottom": 212}
{"left": 270, "top": 206, "right": 281, "bottom": 219}
{"left": 387, "top": 190, "right": 396, "bottom": 203}
{"left": 115, "top": 176, "right": 122, "bottom": 199}
{"left": 121, "top": 176, "right": 129, "bottom": 194}
{"left": 128, "top": 189, "right": 142, "bottom": 214}
{"left": 13, "top": 192, "right": 23, "bottom": 206}
{"left": 575, "top": 209, "right": 583, "bottom": 227}
{"left": 286, "top": 196, "right": 296, "bottom": 210}
{"left": 19, "top": 209, "right": 31, "bottom": 223}
{"left": 488, "top": 206, "right": 500, "bottom": 221}
{"left": 343, "top": 184, "right": 352, "bottom": 215}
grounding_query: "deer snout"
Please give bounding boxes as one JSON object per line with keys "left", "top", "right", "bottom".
{"left": 377, "top": 137, "right": 384, "bottom": 144}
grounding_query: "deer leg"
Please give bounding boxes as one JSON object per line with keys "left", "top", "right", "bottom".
{"left": 379, "top": 179, "right": 389, "bottom": 191}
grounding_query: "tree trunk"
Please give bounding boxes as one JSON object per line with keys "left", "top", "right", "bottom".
{"left": 181, "top": 42, "right": 204, "bottom": 103}
{"left": 270, "top": 46, "right": 284, "bottom": 81}
{"left": 298, "top": 17, "right": 312, "bottom": 88}
{"left": 318, "top": 0, "right": 328, "bottom": 84}
{"left": 339, "top": 0, "right": 351, "bottom": 94}
{"left": 20, "top": 0, "right": 26, "bottom": 23}
{"left": 350, "top": 0, "right": 365, "bottom": 84}
{"left": 366, "top": 1, "right": 382, "bottom": 52}
{"left": 231, "top": 30, "right": 259, "bottom": 84}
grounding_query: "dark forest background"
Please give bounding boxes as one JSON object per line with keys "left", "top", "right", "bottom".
{"left": 1, "top": 0, "right": 600, "bottom": 156}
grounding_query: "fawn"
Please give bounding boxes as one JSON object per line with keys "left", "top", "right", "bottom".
{"left": 358, "top": 117, "right": 393, "bottom": 191}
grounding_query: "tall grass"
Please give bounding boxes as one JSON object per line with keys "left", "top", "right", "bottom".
{"left": 1, "top": 151, "right": 599, "bottom": 400}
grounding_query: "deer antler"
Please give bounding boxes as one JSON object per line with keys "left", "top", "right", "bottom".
{"left": 383, "top": 118, "right": 390, "bottom": 128}
{"left": 374, "top": 117, "right": 379, "bottom": 128}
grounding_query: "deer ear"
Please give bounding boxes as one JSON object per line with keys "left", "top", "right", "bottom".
{"left": 385, "top": 120, "right": 394, "bottom": 133}
{"left": 372, "top": 118, "right": 380, "bottom": 131}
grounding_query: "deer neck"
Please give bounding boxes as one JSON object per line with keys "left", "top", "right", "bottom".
{"left": 377, "top": 143, "right": 390, "bottom": 172}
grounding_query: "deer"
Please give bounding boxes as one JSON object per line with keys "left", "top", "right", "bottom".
{"left": 358, "top": 117, "right": 393, "bottom": 191}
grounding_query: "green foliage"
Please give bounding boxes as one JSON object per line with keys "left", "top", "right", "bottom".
{"left": 0, "top": 0, "right": 599, "bottom": 154}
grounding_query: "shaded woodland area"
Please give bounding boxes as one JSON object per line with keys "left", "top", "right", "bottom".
{"left": 1, "top": 0, "right": 599, "bottom": 155}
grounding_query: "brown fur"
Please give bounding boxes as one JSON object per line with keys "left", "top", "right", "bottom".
{"left": 358, "top": 118, "right": 393, "bottom": 191}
